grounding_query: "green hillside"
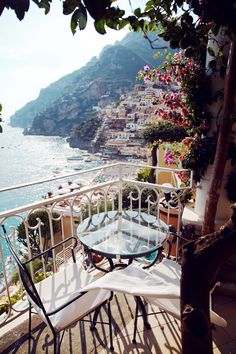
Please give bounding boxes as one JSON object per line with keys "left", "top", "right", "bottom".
{"left": 10, "top": 32, "right": 169, "bottom": 136}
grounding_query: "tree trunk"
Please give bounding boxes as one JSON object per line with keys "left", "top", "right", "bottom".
{"left": 181, "top": 203, "right": 236, "bottom": 354}
{"left": 203, "top": 37, "right": 236, "bottom": 234}
{"left": 149, "top": 145, "right": 158, "bottom": 183}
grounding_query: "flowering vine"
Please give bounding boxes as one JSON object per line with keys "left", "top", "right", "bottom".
{"left": 162, "top": 141, "right": 188, "bottom": 166}
{"left": 137, "top": 51, "right": 216, "bottom": 182}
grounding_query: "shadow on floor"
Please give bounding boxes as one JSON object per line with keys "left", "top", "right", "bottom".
{"left": 1, "top": 292, "right": 236, "bottom": 354}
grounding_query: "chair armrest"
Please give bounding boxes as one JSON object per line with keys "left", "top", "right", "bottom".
{"left": 165, "top": 226, "right": 190, "bottom": 259}
{"left": 169, "top": 226, "right": 190, "bottom": 243}
{"left": 23, "top": 236, "right": 78, "bottom": 265}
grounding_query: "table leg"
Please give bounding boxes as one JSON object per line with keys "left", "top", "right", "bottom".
{"left": 128, "top": 258, "right": 133, "bottom": 265}
{"left": 142, "top": 246, "right": 163, "bottom": 269}
{"left": 87, "top": 249, "right": 114, "bottom": 273}
{"left": 132, "top": 296, "right": 151, "bottom": 343}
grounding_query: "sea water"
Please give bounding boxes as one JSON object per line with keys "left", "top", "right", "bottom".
{"left": 0, "top": 125, "right": 102, "bottom": 263}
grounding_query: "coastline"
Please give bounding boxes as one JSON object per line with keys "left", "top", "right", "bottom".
{"left": 0, "top": 157, "right": 144, "bottom": 292}
{"left": 0, "top": 128, "right": 148, "bottom": 298}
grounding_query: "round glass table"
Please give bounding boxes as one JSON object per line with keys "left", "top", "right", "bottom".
{"left": 77, "top": 210, "right": 169, "bottom": 272}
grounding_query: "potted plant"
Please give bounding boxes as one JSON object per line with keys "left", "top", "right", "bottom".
{"left": 17, "top": 209, "right": 60, "bottom": 256}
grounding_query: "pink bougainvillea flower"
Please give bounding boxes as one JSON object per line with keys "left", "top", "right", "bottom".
{"left": 136, "top": 53, "right": 210, "bottom": 170}
{"left": 144, "top": 65, "right": 150, "bottom": 72}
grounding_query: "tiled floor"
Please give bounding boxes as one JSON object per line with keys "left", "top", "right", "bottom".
{"left": 1, "top": 290, "right": 236, "bottom": 354}
{"left": 212, "top": 292, "right": 236, "bottom": 353}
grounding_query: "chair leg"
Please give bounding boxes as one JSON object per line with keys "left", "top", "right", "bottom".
{"left": 133, "top": 297, "right": 151, "bottom": 344}
{"left": 90, "top": 306, "right": 102, "bottom": 329}
{"left": 108, "top": 301, "right": 114, "bottom": 351}
{"left": 138, "top": 297, "right": 151, "bottom": 329}
{"left": 132, "top": 297, "right": 139, "bottom": 344}
{"left": 28, "top": 303, "right": 32, "bottom": 354}
{"left": 53, "top": 333, "right": 58, "bottom": 354}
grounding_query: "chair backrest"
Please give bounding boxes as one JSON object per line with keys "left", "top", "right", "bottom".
{"left": 3, "top": 228, "right": 45, "bottom": 313}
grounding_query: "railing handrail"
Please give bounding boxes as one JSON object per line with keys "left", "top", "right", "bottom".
{"left": 0, "top": 176, "right": 192, "bottom": 220}
{"left": 0, "top": 179, "right": 119, "bottom": 219}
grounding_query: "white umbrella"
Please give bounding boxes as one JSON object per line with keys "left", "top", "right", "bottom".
{"left": 68, "top": 182, "right": 80, "bottom": 190}
{"left": 73, "top": 178, "right": 84, "bottom": 186}
{"left": 58, "top": 188, "right": 71, "bottom": 195}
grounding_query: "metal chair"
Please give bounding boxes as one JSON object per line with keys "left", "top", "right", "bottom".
{"left": 2, "top": 225, "right": 113, "bottom": 353}
{"left": 78, "top": 257, "right": 227, "bottom": 345}
{"left": 132, "top": 257, "right": 227, "bottom": 343}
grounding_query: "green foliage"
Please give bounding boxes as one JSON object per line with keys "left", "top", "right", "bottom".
{"left": 33, "top": 0, "right": 51, "bottom": 15}
{"left": 142, "top": 121, "right": 186, "bottom": 145}
{"left": 0, "top": 303, "right": 8, "bottom": 316}
{"left": 0, "top": 290, "right": 22, "bottom": 315}
{"left": 136, "top": 168, "right": 151, "bottom": 182}
{"left": 11, "top": 268, "right": 20, "bottom": 285}
{"left": 2, "top": 0, "right": 236, "bottom": 70}
{"left": 11, "top": 258, "right": 45, "bottom": 285}
{"left": 71, "top": 7, "right": 87, "bottom": 34}
{"left": 7, "top": 291, "right": 22, "bottom": 305}
{"left": 139, "top": 51, "right": 216, "bottom": 183}
{"left": 182, "top": 137, "right": 216, "bottom": 183}
{"left": 0, "top": 0, "right": 30, "bottom": 20}
{"left": 34, "top": 271, "right": 51, "bottom": 283}
{"left": 28, "top": 258, "right": 44, "bottom": 273}
{"left": 82, "top": 200, "right": 113, "bottom": 219}
{"left": 17, "top": 210, "right": 60, "bottom": 255}
{"left": 0, "top": 266, "right": 51, "bottom": 315}
{"left": 142, "top": 120, "right": 186, "bottom": 183}
{"left": 114, "top": 185, "right": 157, "bottom": 211}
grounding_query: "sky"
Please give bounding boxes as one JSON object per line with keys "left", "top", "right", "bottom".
{"left": 0, "top": 1, "right": 145, "bottom": 123}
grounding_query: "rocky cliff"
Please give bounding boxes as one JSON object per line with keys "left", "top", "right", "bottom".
{"left": 10, "top": 32, "right": 169, "bottom": 145}
{"left": 69, "top": 116, "right": 103, "bottom": 150}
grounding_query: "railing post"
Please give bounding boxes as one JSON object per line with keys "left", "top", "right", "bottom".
{"left": 48, "top": 211, "right": 57, "bottom": 272}
{"left": 0, "top": 243, "right": 11, "bottom": 310}
{"left": 118, "top": 164, "right": 123, "bottom": 215}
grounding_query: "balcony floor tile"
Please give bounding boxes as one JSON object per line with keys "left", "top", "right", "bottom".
{"left": 1, "top": 293, "right": 236, "bottom": 353}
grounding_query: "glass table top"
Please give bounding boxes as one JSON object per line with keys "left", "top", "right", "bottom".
{"left": 77, "top": 211, "right": 169, "bottom": 259}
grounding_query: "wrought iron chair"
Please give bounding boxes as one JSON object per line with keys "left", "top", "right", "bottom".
{"left": 128, "top": 229, "right": 227, "bottom": 343}
{"left": 78, "top": 256, "right": 227, "bottom": 345}
{"left": 132, "top": 257, "right": 227, "bottom": 343}
{"left": 2, "top": 225, "right": 113, "bottom": 353}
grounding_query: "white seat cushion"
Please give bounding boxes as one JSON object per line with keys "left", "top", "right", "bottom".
{"left": 82, "top": 262, "right": 180, "bottom": 298}
{"left": 32, "top": 262, "right": 110, "bottom": 332}
{"left": 149, "top": 258, "right": 181, "bottom": 285}
{"left": 144, "top": 258, "right": 181, "bottom": 314}
{"left": 146, "top": 258, "right": 227, "bottom": 327}
{"left": 147, "top": 297, "right": 227, "bottom": 327}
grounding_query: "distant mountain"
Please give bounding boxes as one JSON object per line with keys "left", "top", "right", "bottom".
{"left": 10, "top": 32, "right": 169, "bottom": 136}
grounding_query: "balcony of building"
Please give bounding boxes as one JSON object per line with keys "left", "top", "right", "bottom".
{"left": 0, "top": 162, "right": 235, "bottom": 353}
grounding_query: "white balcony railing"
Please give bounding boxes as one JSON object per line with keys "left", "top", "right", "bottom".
{"left": 0, "top": 162, "right": 193, "bottom": 329}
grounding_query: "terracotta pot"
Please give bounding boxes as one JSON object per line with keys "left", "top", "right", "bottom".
{"left": 159, "top": 204, "right": 180, "bottom": 257}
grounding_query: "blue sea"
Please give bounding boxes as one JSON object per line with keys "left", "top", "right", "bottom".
{"left": 0, "top": 124, "right": 103, "bottom": 264}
